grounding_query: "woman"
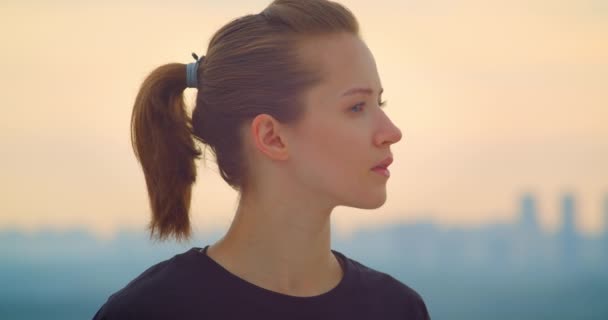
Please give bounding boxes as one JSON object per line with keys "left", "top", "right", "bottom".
{"left": 93, "top": 0, "right": 431, "bottom": 319}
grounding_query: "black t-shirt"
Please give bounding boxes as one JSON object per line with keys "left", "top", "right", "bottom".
{"left": 92, "top": 245, "right": 431, "bottom": 319}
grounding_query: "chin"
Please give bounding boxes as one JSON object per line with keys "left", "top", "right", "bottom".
{"left": 349, "top": 192, "right": 387, "bottom": 210}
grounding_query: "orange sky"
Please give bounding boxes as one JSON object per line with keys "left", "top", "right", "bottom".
{"left": 1, "top": 0, "right": 607, "bottom": 240}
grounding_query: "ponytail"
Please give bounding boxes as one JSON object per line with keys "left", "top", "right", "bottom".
{"left": 130, "top": 63, "right": 202, "bottom": 242}
{"left": 129, "top": 0, "right": 359, "bottom": 242}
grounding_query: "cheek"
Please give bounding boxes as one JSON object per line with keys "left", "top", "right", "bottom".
{"left": 296, "top": 120, "right": 367, "bottom": 183}
{"left": 311, "top": 121, "right": 353, "bottom": 158}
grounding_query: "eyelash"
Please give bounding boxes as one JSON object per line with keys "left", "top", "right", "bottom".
{"left": 350, "top": 100, "right": 388, "bottom": 113}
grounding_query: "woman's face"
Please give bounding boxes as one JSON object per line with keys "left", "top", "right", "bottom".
{"left": 287, "top": 32, "right": 403, "bottom": 209}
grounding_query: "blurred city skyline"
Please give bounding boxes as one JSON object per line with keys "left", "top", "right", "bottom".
{"left": 3, "top": 190, "right": 608, "bottom": 319}
{"left": 2, "top": 191, "right": 607, "bottom": 244}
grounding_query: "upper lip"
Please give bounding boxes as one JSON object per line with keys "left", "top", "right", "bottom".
{"left": 372, "top": 155, "right": 393, "bottom": 169}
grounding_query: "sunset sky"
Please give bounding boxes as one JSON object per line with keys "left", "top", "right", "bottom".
{"left": 1, "top": 0, "right": 607, "bottom": 240}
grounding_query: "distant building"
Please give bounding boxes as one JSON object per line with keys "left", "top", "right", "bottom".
{"left": 512, "top": 192, "right": 541, "bottom": 270}
{"left": 603, "top": 194, "right": 608, "bottom": 260}
{"left": 519, "top": 192, "right": 539, "bottom": 235}
{"left": 558, "top": 193, "right": 579, "bottom": 272}
{"left": 604, "top": 194, "right": 608, "bottom": 240}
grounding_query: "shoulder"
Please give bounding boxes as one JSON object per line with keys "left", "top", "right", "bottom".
{"left": 341, "top": 252, "right": 431, "bottom": 319}
{"left": 93, "top": 249, "right": 207, "bottom": 319}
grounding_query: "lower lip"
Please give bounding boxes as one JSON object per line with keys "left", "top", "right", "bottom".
{"left": 371, "top": 167, "right": 390, "bottom": 177}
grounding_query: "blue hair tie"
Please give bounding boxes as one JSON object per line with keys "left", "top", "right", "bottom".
{"left": 186, "top": 52, "right": 205, "bottom": 88}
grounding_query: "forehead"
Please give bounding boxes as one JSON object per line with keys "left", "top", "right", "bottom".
{"left": 299, "top": 33, "right": 382, "bottom": 100}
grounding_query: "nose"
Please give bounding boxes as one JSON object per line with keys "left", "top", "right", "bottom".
{"left": 374, "top": 114, "right": 403, "bottom": 147}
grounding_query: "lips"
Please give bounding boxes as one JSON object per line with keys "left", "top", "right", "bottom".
{"left": 372, "top": 156, "right": 393, "bottom": 170}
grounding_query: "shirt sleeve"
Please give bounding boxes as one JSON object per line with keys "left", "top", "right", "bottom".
{"left": 91, "top": 304, "right": 106, "bottom": 320}
{"left": 416, "top": 297, "right": 431, "bottom": 320}
{"left": 91, "top": 300, "right": 136, "bottom": 320}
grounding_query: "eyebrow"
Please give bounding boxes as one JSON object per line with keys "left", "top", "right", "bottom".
{"left": 341, "top": 87, "right": 384, "bottom": 97}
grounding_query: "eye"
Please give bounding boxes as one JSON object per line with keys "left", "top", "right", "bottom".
{"left": 350, "top": 102, "right": 365, "bottom": 113}
{"left": 349, "top": 100, "right": 388, "bottom": 113}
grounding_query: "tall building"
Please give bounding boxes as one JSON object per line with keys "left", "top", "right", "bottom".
{"left": 513, "top": 192, "right": 541, "bottom": 270}
{"left": 558, "top": 193, "right": 579, "bottom": 272}
{"left": 604, "top": 193, "right": 608, "bottom": 240}
{"left": 519, "top": 192, "right": 539, "bottom": 235}
{"left": 603, "top": 193, "right": 608, "bottom": 252}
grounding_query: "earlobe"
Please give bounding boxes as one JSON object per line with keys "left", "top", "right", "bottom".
{"left": 250, "top": 114, "right": 289, "bottom": 161}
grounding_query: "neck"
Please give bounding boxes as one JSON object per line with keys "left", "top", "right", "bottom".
{"left": 206, "top": 185, "right": 343, "bottom": 297}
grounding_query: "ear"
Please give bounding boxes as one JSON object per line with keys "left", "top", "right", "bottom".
{"left": 249, "top": 114, "right": 289, "bottom": 161}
